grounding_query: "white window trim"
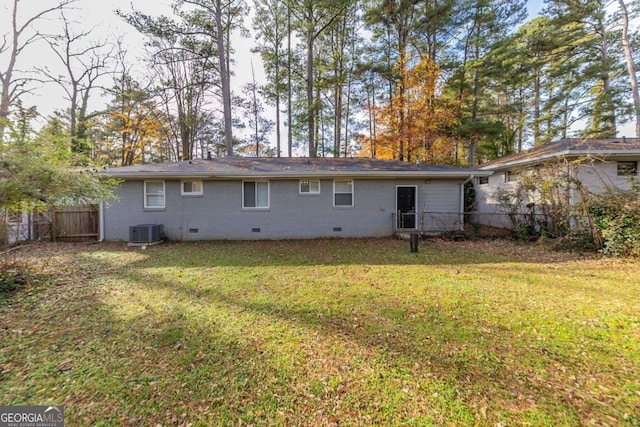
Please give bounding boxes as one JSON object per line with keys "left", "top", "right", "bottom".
{"left": 333, "top": 180, "right": 354, "bottom": 207}
{"left": 181, "top": 180, "right": 204, "bottom": 196}
{"left": 299, "top": 179, "right": 321, "bottom": 195}
{"left": 242, "top": 180, "right": 270, "bottom": 210}
{"left": 144, "top": 180, "right": 165, "bottom": 209}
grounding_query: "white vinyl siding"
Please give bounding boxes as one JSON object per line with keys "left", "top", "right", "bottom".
{"left": 144, "top": 181, "right": 165, "bottom": 209}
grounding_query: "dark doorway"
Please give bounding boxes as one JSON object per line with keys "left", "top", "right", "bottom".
{"left": 396, "top": 186, "right": 417, "bottom": 229}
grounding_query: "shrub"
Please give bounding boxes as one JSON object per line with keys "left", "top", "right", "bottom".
{"left": 588, "top": 183, "right": 640, "bottom": 257}
{"left": 0, "top": 262, "right": 30, "bottom": 298}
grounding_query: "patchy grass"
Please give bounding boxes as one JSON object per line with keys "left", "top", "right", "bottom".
{"left": 0, "top": 238, "right": 639, "bottom": 426}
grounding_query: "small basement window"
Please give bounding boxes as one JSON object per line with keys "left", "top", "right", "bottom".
{"left": 299, "top": 179, "right": 320, "bottom": 194}
{"left": 181, "top": 180, "right": 203, "bottom": 196}
{"left": 617, "top": 161, "right": 638, "bottom": 177}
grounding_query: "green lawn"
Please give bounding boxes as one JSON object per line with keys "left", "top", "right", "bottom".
{"left": 1, "top": 239, "right": 639, "bottom": 426}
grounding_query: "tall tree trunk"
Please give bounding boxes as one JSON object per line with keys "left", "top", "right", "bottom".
{"left": 343, "top": 61, "right": 353, "bottom": 157}
{"left": 591, "top": 15, "right": 616, "bottom": 137}
{"left": 287, "top": 4, "right": 293, "bottom": 157}
{"left": 0, "top": 2, "right": 18, "bottom": 143}
{"left": 216, "top": 0, "right": 233, "bottom": 156}
{"left": 315, "top": 80, "right": 321, "bottom": 156}
{"left": 468, "top": 15, "right": 481, "bottom": 166}
{"left": 250, "top": 62, "right": 260, "bottom": 157}
{"left": 306, "top": 5, "right": 316, "bottom": 158}
{"left": 618, "top": 0, "right": 640, "bottom": 137}
{"left": 533, "top": 71, "right": 541, "bottom": 145}
{"left": 275, "top": 31, "right": 282, "bottom": 157}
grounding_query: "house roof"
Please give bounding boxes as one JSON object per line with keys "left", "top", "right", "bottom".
{"left": 479, "top": 138, "right": 640, "bottom": 170}
{"left": 104, "top": 156, "right": 492, "bottom": 179}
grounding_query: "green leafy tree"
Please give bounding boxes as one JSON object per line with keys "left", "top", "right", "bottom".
{"left": 95, "top": 73, "right": 167, "bottom": 166}
{"left": 289, "top": 0, "right": 353, "bottom": 157}
{"left": 0, "top": 111, "right": 116, "bottom": 217}
{"left": 544, "top": 0, "right": 624, "bottom": 138}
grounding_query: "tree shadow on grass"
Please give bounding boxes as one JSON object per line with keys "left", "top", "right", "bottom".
{"left": 107, "top": 258, "right": 630, "bottom": 425}
{"left": 0, "top": 258, "right": 328, "bottom": 425}
{"left": 4, "top": 241, "right": 637, "bottom": 425}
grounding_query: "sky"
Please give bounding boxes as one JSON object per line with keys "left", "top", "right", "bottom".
{"left": 4, "top": 0, "right": 262, "bottom": 121}
{"left": 2, "top": 0, "right": 635, "bottom": 141}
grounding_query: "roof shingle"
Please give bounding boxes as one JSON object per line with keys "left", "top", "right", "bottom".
{"left": 479, "top": 138, "right": 640, "bottom": 170}
{"left": 105, "top": 156, "right": 490, "bottom": 179}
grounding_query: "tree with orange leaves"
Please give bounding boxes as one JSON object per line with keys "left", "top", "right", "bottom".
{"left": 361, "top": 55, "right": 457, "bottom": 163}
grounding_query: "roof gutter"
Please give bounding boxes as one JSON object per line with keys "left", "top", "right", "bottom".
{"left": 98, "top": 200, "right": 105, "bottom": 242}
{"left": 103, "top": 170, "right": 494, "bottom": 180}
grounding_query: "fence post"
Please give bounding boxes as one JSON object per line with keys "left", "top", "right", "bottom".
{"left": 410, "top": 233, "right": 419, "bottom": 252}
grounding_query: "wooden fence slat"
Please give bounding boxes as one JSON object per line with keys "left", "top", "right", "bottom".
{"left": 53, "top": 205, "right": 99, "bottom": 242}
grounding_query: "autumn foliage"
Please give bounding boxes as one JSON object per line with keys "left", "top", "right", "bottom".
{"left": 360, "top": 55, "right": 458, "bottom": 164}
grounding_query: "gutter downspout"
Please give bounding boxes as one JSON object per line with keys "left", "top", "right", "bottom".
{"left": 98, "top": 200, "right": 105, "bottom": 242}
{"left": 460, "top": 175, "right": 475, "bottom": 230}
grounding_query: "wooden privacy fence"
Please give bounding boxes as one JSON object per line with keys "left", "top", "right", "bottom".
{"left": 51, "top": 205, "right": 99, "bottom": 241}
{"left": 4, "top": 205, "right": 99, "bottom": 244}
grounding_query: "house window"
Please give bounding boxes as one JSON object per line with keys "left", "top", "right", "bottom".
{"left": 505, "top": 170, "right": 517, "bottom": 182}
{"left": 181, "top": 180, "right": 203, "bottom": 196}
{"left": 299, "top": 180, "right": 320, "bottom": 194}
{"left": 617, "top": 161, "right": 638, "bottom": 177}
{"left": 144, "top": 181, "right": 165, "bottom": 209}
{"left": 479, "top": 176, "right": 489, "bottom": 185}
{"left": 334, "top": 180, "right": 353, "bottom": 207}
{"left": 243, "top": 181, "right": 269, "bottom": 209}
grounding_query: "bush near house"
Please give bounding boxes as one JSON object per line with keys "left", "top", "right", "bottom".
{"left": 588, "top": 182, "right": 640, "bottom": 257}
{"left": 495, "top": 162, "right": 640, "bottom": 257}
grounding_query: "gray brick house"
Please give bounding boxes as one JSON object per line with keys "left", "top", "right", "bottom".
{"left": 101, "top": 157, "right": 491, "bottom": 241}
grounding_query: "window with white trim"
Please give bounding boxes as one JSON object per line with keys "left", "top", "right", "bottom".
{"left": 479, "top": 176, "right": 489, "bottom": 185}
{"left": 617, "top": 161, "right": 638, "bottom": 177}
{"left": 334, "top": 180, "right": 353, "bottom": 207}
{"left": 181, "top": 180, "right": 203, "bottom": 196}
{"left": 144, "top": 181, "right": 165, "bottom": 209}
{"left": 243, "top": 181, "right": 269, "bottom": 208}
{"left": 299, "top": 179, "right": 320, "bottom": 194}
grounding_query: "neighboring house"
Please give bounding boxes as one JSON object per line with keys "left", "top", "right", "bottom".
{"left": 475, "top": 138, "right": 640, "bottom": 229}
{"left": 102, "top": 157, "right": 491, "bottom": 241}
